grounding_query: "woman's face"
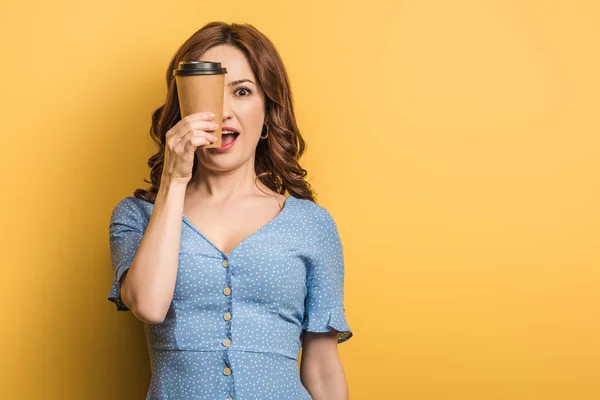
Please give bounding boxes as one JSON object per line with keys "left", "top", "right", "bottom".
{"left": 196, "top": 44, "right": 266, "bottom": 172}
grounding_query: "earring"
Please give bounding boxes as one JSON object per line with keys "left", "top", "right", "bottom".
{"left": 260, "top": 123, "right": 269, "bottom": 139}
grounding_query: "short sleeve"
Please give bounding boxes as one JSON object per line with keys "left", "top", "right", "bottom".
{"left": 107, "top": 197, "right": 146, "bottom": 311}
{"left": 301, "top": 208, "right": 353, "bottom": 344}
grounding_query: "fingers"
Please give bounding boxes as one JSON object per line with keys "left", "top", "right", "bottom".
{"left": 180, "top": 122, "right": 218, "bottom": 145}
{"left": 176, "top": 125, "right": 218, "bottom": 154}
{"left": 186, "top": 111, "right": 216, "bottom": 121}
{"left": 186, "top": 135, "right": 213, "bottom": 150}
{"left": 167, "top": 118, "right": 219, "bottom": 151}
{"left": 166, "top": 111, "right": 217, "bottom": 139}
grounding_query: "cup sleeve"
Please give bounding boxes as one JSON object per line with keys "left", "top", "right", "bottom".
{"left": 107, "top": 197, "right": 145, "bottom": 312}
{"left": 301, "top": 209, "right": 354, "bottom": 344}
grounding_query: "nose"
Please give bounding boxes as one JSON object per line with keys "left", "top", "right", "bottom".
{"left": 222, "top": 91, "right": 232, "bottom": 123}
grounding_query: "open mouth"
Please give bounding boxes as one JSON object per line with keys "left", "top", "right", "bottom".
{"left": 221, "top": 130, "right": 239, "bottom": 146}
{"left": 214, "top": 128, "right": 240, "bottom": 152}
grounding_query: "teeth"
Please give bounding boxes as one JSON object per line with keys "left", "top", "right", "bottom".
{"left": 222, "top": 130, "right": 236, "bottom": 135}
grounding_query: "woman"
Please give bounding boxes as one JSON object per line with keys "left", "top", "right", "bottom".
{"left": 108, "top": 21, "right": 353, "bottom": 399}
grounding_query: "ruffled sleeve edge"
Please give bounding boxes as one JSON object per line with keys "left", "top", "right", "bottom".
{"left": 302, "top": 306, "right": 354, "bottom": 344}
{"left": 107, "top": 264, "right": 131, "bottom": 312}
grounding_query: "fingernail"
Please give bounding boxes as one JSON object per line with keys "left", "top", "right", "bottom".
{"left": 212, "top": 123, "right": 219, "bottom": 128}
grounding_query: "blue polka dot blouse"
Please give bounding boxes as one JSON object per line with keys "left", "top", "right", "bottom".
{"left": 107, "top": 194, "right": 353, "bottom": 399}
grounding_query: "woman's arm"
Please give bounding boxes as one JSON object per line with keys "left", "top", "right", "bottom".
{"left": 300, "top": 330, "right": 350, "bottom": 400}
{"left": 120, "top": 180, "right": 187, "bottom": 324}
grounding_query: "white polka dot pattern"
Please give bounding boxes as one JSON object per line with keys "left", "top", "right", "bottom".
{"left": 107, "top": 195, "right": 353, "bottom": 399}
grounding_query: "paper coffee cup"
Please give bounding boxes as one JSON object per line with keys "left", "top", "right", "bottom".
{"left": 173, "top": 61, "right": 228, "bottom": 149}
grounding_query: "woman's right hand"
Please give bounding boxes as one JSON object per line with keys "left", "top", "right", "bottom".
{"left": 161, "top": 112, "right": 219, "bottom": 184}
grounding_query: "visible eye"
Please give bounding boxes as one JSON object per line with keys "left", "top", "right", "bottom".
{"left": 235, "top": 86, "right": 252, "bottom": 97}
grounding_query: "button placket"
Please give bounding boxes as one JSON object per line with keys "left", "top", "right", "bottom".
{"left": 221, "top": 257, "right": 234, "bottom": 397}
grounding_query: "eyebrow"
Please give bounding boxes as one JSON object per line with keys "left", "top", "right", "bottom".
{"left": 227, "top": 79, "right": 256, "bottom": 87}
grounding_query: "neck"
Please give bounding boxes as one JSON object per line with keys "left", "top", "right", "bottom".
{"left": 186, "top": 158, "right": 267, "bottom": 201}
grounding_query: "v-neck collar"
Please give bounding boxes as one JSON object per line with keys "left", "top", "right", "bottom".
{"left": 181, "top": 195, "right": 296, "bottom": 258}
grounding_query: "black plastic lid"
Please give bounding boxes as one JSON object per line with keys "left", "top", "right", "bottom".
{"left": 173, "top": 61, "right": 227, "bottom": 76}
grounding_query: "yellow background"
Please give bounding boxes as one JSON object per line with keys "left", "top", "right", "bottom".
{"left": 1, "top": 0, "right": 599, "bottom": 398}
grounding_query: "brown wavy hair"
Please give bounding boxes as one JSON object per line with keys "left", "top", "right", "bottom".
{"left": 133, "top": 21, "right": 316, "bottom": 204}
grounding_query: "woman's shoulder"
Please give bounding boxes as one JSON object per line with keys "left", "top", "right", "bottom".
{"left": 287, "top": 195, "right": 338, "bottom": 232}
{"left": 113, "top": 195, "right": 154, "bottom": 212}
{"left": 286, "top": 196, "right": 342, "bottom": 253}
{"left": 110, "top": 195, "right": 154, "bottom": 228}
